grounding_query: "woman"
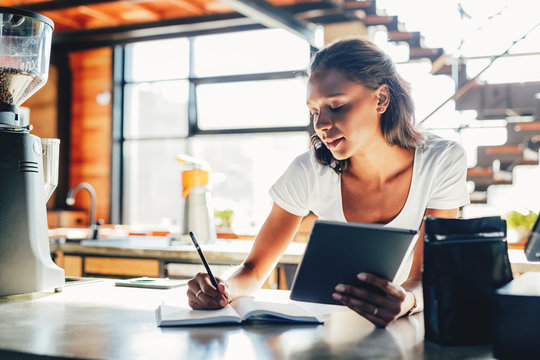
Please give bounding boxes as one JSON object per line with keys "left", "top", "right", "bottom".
{"left": 187, "top": 37, "right": 469, "bottom": 328}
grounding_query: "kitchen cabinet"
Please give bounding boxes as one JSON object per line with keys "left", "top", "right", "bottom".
{"left": 54, "top": 252, "right": 82, "bottom": 277}
{"left": 54, "top": 253, "right": 161, "bottom": 278}
{"left": 84, "top": 257, "right": 160, "bottom": 277}
{"left": 50, "top": 237, "right": 306, "bottom": 288}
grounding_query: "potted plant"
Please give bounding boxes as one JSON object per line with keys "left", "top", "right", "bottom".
{"left": 504, "top": 210, "right": 538, "bottom": 248}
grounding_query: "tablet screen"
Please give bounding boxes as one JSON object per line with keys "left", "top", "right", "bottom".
{"left": 290, "top": 220, "right": 417, "bottom": 305}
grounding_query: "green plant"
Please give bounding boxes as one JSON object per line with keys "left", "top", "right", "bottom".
{"left": 504, "top": 210, "right": 538, "bottom": 230}
{"left": 214, "top": 209, "right": 234, "bottom": 228}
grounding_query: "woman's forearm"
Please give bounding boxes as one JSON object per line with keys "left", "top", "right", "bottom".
{"left": 222, "top": 261, "right": 274, "bottom": 300}
{"left": 222, "top": 203, "right": 303, "bottom": 301}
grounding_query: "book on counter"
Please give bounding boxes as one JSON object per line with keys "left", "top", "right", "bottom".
{"left": 115, "top": 277, "right": 187, "bottom": 289}
{"left": 155, "top": 296, "right": 324, "bottom": 326}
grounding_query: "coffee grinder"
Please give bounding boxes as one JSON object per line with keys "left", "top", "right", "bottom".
{"left": 0, "top": 7, "right": 64, "bottom": 296}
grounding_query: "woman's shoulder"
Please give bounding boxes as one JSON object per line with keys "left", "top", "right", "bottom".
{"left": 289, "top": 147, "right": 335, "bottom": 176}
{"left": 418, "top": 132, "right": 466, "bottom": 159}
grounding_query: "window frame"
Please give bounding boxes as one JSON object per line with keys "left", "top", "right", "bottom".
{"left": 111, "top": 31, "right": 314, "bottom": 225}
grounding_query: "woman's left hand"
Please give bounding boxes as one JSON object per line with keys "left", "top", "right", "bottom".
{"left": 332, "top": 272, "right": 409, "bottom": 328}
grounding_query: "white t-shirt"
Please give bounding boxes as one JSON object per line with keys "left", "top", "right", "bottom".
{"left": 269, "top": 133, "right": 470, "bottom": 231}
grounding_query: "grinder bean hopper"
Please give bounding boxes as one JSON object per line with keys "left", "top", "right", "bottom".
{"left": 0, "top": 7, "right": 64, "bottom": 296}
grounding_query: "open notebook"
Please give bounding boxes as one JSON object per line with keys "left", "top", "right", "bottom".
{"left": 156, "top": 297, "right": 323, "bottom": 326}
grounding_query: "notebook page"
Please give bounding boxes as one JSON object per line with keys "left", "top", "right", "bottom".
{"left": 158, "top": 303, "right": 242, "bottom": 326}
{"left": 231, "top": 297, "right": 321, "bottom": 322}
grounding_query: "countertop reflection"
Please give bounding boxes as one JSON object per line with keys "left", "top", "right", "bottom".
{"left": 0, "top": 281, "right": 494, "bottom": 359}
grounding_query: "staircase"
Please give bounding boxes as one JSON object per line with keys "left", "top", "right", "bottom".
{"left": 464, "top": 100, "right": 540, "bottom": 204}
{"left": 289, "top": 0, "right": 445, "bottom": 63}
{"left": 296, "top": 0, "right": 540, "bottom": 205}
{"left": 293, "top": 0, "right": 540, "bottom": 205}
{"left": 345, "top": 2, "right": 540, "bottom": 205}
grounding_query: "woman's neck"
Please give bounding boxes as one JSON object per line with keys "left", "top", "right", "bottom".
{"left": 346, "top": 140, "right": 414, "bottom": 183}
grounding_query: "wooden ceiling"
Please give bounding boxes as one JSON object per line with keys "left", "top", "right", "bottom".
{"left": 0, "top": 0, "right": 445, "bottom": 64}
{"left": 1, "top": 0, "right": 332, "bottom": 32}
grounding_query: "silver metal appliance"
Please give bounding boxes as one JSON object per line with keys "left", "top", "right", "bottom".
{"left": 0, "top": 7, "right": 64, "bottom": 296}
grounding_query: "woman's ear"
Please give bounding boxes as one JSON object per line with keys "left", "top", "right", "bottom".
{"left": 376, "top": 84, "right": 390, "bottom": 108}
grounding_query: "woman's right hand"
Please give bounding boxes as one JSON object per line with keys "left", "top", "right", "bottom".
{"left": 187, "top": 272, "right": 230, "bottom": 310}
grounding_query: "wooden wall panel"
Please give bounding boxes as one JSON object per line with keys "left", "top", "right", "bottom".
{"left": 69, "top": 47, "right": 112, "bottom": 223}
{"left": 85, "top": 257, "right": 160, "bottom": 277}
{"left": 23, "top": 65, "right": 58, "bottom": 139}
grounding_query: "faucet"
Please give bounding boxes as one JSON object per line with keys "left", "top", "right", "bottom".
{"left": 66, "top": 182, "right": 100, "bottom": 239}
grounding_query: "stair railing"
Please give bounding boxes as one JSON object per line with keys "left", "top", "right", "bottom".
{"left": 419, "top": 21, "right": 540, "bottom": 126}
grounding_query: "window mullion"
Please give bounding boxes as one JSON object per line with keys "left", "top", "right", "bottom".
{"left": 111, "top": 44, "right": 126, "bottom": 224}
{"left": 188, "top": 37, "right": 198, "bottom": 137}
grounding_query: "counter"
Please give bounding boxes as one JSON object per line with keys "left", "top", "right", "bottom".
{"left": 0, "top": 280, "right": 495, "bottom": 359}
{"left": 51, "top": 237, "right": 305, "bottom": 265}
{"left": 50, "top": 236, "right": 540, "bottom": 281}
{"left": 50, "top": 237, "right": 305, "bottom": 288}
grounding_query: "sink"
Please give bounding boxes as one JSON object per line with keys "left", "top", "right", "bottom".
{"left": 48, "top": 227, "right": 90, "bottom": 241}
{"left": 49, "top": 226, "right": 131, "bottom": 242}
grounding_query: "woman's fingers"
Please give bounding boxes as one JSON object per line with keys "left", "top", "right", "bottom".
{"left": 218, "top": 282, "right": 231, "bottom": 301}
{"left": 334, "top": 283, "right": 402, "bottom": 313}
{"left": 332, "top": 273, "right": 409, "bottom": 327}
{"left": 356, "top": 273, "right": 406, "bottom": 300}
{"left": 187, "top": 273, "right": 228, "bottom": 309}
{"left": 198, "top": 273, "right": 222, "bottom": 296}
{"left": 187, "top": 287, "right": 205, "bottom": 309}
{"left": 333, "top": 290, "right": 395, "bottom": 320}
{"left": 187, "top": 291, "right": 224, "bottom": 309}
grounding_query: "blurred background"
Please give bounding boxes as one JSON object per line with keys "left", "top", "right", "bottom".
{"left": 7, "top": 0, "right": 540, "bottom": 239}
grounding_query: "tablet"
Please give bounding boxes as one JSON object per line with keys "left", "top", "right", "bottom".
{"left": 290, "top": 220, "right": 418, "bottom": 305}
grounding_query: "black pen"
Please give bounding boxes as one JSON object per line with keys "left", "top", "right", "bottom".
{"left": 189, "top": 231, "right": 219, "bottom": 289}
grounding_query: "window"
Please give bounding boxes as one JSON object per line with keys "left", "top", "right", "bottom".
{"left": 125, "top": 38, "right": 190, "bottom": 81}
{"left": 190, "top": 133, "right": 309, "bottom": 233}
{"left": 119, "top": 29, "right": 311, "bottom": 233}
{"left": 192, "top": 29, "right": 310, "bottom": 76}
{"left": 124, "top": 81, "right": 190, "bottom": 138}
{"left": 196, "top": 78, "right": 309, "bottom": 130}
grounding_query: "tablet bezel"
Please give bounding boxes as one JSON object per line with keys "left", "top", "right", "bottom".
{"left": 289, "top": 220, "right": 418, "bottom": 305}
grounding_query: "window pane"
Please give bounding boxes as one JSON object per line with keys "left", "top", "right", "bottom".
{"left": 124, "top": 80, "right": 189, "bottom": 138}
{"left": 125, "top": 38, "right": 190, "bottom": 82}
{"left": 196, "top": 78, "right": 310, "bottom": 130}
{"left": 193, "top": 29, "right": 310, "bottom": 77}
{"left": 191, "top": 132, "right": 310, "bottom": 234}
{"left": 123, "top": 139, "right": 187, "bottom": 227}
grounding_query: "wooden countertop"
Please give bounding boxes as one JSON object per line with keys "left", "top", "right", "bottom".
{"left": 0, "top": 280, "right": 495, "bottom": 359}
